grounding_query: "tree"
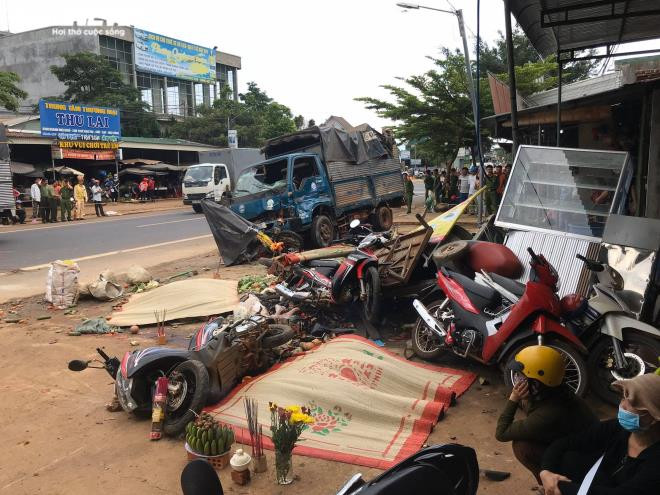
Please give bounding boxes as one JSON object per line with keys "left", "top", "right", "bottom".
{"left": 307, "top": 119, "right": 316, "bottom": 128}
{"left": 168, "top": 82, "right": 296, "bottom": 147}
{"left": 294, "top": 115, "right": 305, "bottom": 130}
{"left": 356, "top": 49, "right": 490, "bottom": 167}
{"left": 50, "top": 53, "right": 160, "bottom": 137}
{"left": 0, "top": 71, "right": 28, "bottom": 111}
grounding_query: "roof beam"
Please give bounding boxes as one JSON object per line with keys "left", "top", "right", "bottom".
{"left": 541, "top": 0, "right": 660, "bottom": 28}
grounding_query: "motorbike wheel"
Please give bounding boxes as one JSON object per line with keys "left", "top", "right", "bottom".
{"left": 362, "top": 266, "right": 382, "bottom": 324}
{"left": 261, "top": 324, "right": 295, "bottom": 349}
{"left": 163, "top": 360, "right": 210, "bottom": 436}
{"left": 273, "top": 230, "right": 304, "bottom": 253}
{"left": 588, "top": 332, "right": 660, "bottom": 405}
{"left": 503, "top": 339, "right": 588, "bottom": 397}
{"left": 411, "top": 298, "right": 447, "bottom": 360}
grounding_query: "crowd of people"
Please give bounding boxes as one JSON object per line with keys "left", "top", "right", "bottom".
{"left": 402, "top": 163, "right": 512, "bottom": 215}
{"left": 496, "top": 345, "right": 659, "bottom": 494}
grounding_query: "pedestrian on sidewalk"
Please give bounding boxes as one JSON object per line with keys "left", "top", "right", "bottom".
{"left": 51, "top": 179, "right": 61, "bottom": 223}
{"left": 30, "top": 177, "right": 41, "bottom": 221}
{"left": 73, "top": 176, "right": 88, "bottom": 220}
{"left": 40, "top": 179, "right": 53, "bottom": 223}
{"left": 423, "top": 170, "right": 434, "bottom": 203}
{"left": 105, "top": 174, "right": 118, "bottom": 202}
{"left": 60, "top": 179, "right": 73, "bottom": 221}
{"left": 11, "top": 187, "right": 25, "bottom": 224}
{"left": 458, "top": 167, "right": 470, "bottom": 203}
{"left": 139, "top": 177, "right": 149, "bottom": 202}
{"left": 404, "top": 172, "right": 414, "bottom": 214}
{"left": 91, "top": 179, "right": 107, "bottom": 217}
{"left": 148, "top": 176, "right": 156, "bottom": 202}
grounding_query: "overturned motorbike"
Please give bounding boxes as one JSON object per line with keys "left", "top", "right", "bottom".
{"left": 68, "top": 315, "right": 294, "bottom": 435}
{"left": 413, "top": 246, "right": 589, "bottom": 395}
{"left": 273, "top": 220, "right": 389, "bottom": 323}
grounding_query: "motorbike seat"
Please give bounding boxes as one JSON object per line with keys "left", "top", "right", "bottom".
{"left": 448, "top": 270, "right": 500, "bottom": 310}
{"left": 308, "top": 259, "right": 341, "bottom": 269}
{"left": 489, "top": 272, "right": 525, "bottom": 298}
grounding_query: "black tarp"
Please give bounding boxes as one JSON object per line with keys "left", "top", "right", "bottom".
{"left": 262, "top": 125, "right": 390, "bottom": 165}
{"left": 201, "top": 199, "right": 258, "bottom": 266}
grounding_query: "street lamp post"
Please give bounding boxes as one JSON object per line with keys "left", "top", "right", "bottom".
{"left": 396, "top": 2, "right": 484, "bottom": 222}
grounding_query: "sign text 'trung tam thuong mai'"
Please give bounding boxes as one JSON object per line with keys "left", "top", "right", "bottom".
{"left": 39, "top": 100, "right": 121, "bottom": 141}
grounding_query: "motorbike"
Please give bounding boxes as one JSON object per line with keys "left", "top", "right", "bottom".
{"left": 274, "top": 219, "right": 389, "bottom": 323}
{"left": 68, "top": 315, "right": 294, "bottom": 436}
{"left": 180, "top": 444, "right": 479, "bottom": 495}
{"left": 561, "top": 254, "right": 660, "bottom": 404}
{"left": 412, "top": 247, "right": 589, "bottom": 395}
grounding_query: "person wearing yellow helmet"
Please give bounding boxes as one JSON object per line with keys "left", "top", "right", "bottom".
{"left": 495, "top": 345, "right": 597, "bottom": 487}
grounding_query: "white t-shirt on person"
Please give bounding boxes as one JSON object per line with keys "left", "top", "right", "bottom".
{"left": 459, "top": 175, "right": 470, "bottom": 194}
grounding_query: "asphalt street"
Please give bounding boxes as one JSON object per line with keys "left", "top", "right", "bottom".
{"left": 0, "top": 209, "right": 211, "bottom": 271}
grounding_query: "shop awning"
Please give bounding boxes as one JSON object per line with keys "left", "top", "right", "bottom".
{"left": 9, "top": 161, "right": 36, "bottom": 175}
{"left": 509, "top": 0, "right": 660, "bottom": 58}
{"left": 46, "top": 166, "right": 85, "bottom": 176}
{"left": 142, "top": 163, "right": 189, "bottom": 172}
{"left": 118, "top": 168, "right": 168, "bottom": 177}
{"left": 120, "top": 158, "right": 163, "bottom": 166}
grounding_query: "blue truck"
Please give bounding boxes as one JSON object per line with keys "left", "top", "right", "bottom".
{"left": 225, "top": 125, "right": 405, "bottom": 247}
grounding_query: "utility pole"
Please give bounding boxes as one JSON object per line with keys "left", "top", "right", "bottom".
{"left": 397, "top": 3, "right": 484, "bottom": 221}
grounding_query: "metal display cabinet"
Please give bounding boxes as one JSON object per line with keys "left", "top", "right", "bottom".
{"left": 496, "top": 146, "right": 632, "bottom": 241}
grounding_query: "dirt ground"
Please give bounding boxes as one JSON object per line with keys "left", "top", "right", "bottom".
{"left": 0, "top": 208, "right": 615, "bottom": 495}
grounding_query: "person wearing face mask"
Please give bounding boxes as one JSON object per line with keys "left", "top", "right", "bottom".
{"left": 540, "top": 373, "right": 660, "bottom": 495}
{"left": 495, "top": 346, "right": 598, "bottom": 487}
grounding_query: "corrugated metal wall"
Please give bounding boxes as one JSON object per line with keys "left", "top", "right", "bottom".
{"left": 325, "top": 158, "right": 401, "bottom": 182}
{"left": 505, "top": 230, "right": 599, "bottom": 297}
{"left": 333, "top": 180, "right": 373, "bottom": 208}
{"left": 0, "top": 125, "right": 14, "bottom": 209}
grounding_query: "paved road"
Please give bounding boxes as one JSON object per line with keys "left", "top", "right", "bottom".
{"left": 0, "top": 210, "right": 211, "bottom": 271}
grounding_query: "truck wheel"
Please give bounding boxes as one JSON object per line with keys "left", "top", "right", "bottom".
{"left": 373, "top": 205, "right": 393, "bottom": 231}
{"left": 192, "top": 204, "right": 203, "bottom": 214}
{"left": 311, "top": 214, "right": 334, "bottom": 248}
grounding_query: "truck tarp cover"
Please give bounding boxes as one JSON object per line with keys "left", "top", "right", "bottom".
{"left": 201, "top": 199, "right": 257, "bottom": 266}
{"left": 263, "top": 126, "right": 390, "bottom": 165}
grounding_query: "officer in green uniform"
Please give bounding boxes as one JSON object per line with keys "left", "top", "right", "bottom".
{"left": 484, "top": 164, "right": 499, "bottom": 215}
{"left": 404, "top": 172, "right": 414, "bottom": 214}
{"left": 60, "top": 179, "right": 74, "bottom": 221}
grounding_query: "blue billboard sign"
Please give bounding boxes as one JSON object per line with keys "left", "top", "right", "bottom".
{"left": 39, "top": 100, "right": 121, "bottom": 141}
{"left": 134, "top": 28, "right": 216, "bottom": 83}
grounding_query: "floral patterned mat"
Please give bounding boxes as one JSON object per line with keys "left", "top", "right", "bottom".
{"left": 207, "top": 335, "right": 475, "bottom": 469}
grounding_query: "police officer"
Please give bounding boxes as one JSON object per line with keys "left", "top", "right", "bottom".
{"left": 404, "top": 172, "right": 414, "bottom": 214}
{"left": 483, "top": 164, "right": 499, "bottom": 215}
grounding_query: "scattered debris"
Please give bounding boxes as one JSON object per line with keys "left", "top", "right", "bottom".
{"left": 45, "top": 260, "right": 80, "bottom": 309}
{"left": 478, "top": 376, "right": 490, "bottom": 386}
{"left": 4, "top": 316, "right": 21, "bottom": 323}
{"left": 70, "top": 318, "right": 117, "bottom": 336}
{"left": 36, "top": 315, "right": 51, "bottom": 321}
{"left": 238, "top": 274, "right": 276, "bottom": 295}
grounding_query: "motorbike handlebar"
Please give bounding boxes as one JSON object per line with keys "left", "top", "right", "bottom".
{"left": 576, "top": 253, "right": 604, "bottom": 272}
{"left": 527, "top": 247, "right": 541, "bottom": 264}
{"left": 96, "top": 347, "right": 111, "bottom": 363}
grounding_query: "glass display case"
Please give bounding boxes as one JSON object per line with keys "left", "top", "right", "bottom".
{"left": 496, "top": 146, "right": 632, "bottom": 240}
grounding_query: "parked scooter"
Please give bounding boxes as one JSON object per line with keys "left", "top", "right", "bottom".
{"left": 413, "top": 247, "right": 589, "bottom": 395}
{"left": 274, "top": 220, "right": 389, "bottom": 323}
{"left": 180, "top": 444, "right": 479, "bottom": 495}
{"left": 560, "top": 254, "right": 660, "bottom": 404}
{"left": 68, "top": 315, "right": 294, "bottom": 436}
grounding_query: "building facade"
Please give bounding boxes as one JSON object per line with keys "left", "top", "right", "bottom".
{"left": 0, "top": 24, "right": 241, "bottom": 118}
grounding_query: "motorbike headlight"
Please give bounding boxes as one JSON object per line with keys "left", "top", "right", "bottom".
{"left": 115, "top": 372, "right": 137, "bottom": 412}
{"left": 183, "top": 193, "right": 188, "bottom": 199}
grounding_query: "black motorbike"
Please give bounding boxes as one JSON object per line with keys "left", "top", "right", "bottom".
{"left": 180, "top": 444, "right": 479, "bottom": 495}
{"left": 68, "top": 315, "right": 294, "bottom": 436}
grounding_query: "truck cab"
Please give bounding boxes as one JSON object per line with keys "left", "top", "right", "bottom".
{"left": 182, "top": 163, "right": 230, "bottom": 213}
{"left": 229, "top": 153, "right": 332, "bottom": 236}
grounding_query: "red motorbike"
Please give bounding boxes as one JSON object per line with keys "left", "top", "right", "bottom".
{"left": 412, "top": 247, "right": 589, "bottom": 395}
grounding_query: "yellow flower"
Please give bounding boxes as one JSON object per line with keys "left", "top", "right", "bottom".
{"left": 285, "top": 405, "right": 302, "bottom": 414}
{"left": 290, "top": 412, "right": 314, "bottom": 424}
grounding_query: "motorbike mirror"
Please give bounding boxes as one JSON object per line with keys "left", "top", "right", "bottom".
{"left": 349, "top": 219, "right": 361, "bottom": 229}
{"left": 68, "top": 359, "right": 89, "bottom": 372}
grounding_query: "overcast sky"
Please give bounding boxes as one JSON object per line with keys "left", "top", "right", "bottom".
{"left": 3, "top": 1, "right": 657, "bottom": 129}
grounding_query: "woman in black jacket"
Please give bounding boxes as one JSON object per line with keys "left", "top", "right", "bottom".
{"left": 539, "top": 374, "right": 660, "bottom": 495}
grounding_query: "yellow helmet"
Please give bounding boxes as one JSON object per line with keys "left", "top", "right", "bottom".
{"left": 511, "top": 345, "right": 565, "bottom": 387}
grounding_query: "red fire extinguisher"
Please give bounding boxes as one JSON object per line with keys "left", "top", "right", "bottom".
{"left": 150, "top": 376, "right": 169, "bottom": 440}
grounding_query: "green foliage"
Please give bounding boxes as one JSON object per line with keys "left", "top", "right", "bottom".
{"left": 0, "top": 71, "right": 27, "bottom": 112}
{"left": 50, "top": 52, "right": 160, "bottom": 137}
{"left": 169, "top": 82, "right": 296, "bottom": 147}
{"left": 294, "top": 114, "right": 305, "bottom": 130}
{"left": 356, "top": 48, "right": 489, "bottom": 167}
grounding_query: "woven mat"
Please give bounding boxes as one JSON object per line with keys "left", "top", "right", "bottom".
{"left": 207, "top": 335, "right": 475, "bottom": 468}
